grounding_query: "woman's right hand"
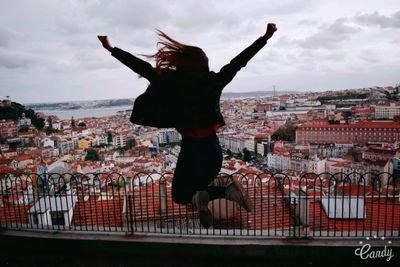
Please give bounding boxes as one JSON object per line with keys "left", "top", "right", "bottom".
{"left": 97, "top": 35, "right": 113, "bottom": 52}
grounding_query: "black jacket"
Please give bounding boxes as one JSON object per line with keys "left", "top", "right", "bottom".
{"left": 111, "top": 36, "right": 268, "bottom": 128}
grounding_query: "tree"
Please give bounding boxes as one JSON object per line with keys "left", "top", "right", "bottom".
{"left": 45, "top": 127, "right": 58, "bottom": 135}
{"left": 242, "top": 148, "right": 252, "bottom": 162}
{"left": 47, "top": 117, "right": 53, "bottom": 129}
{"left": 107, "top": 131, "right": 113, "bottom": 144}
{"left": 85, "top": 149, "right": 99, "bottom": 161}
{"left": 78, "top": 122, "right": 87, "bottom": 127}
{"left": 34, "top": 117, "right": 45, "bottom": 129}
{"left": 18, "top": 126, "right": 29, "bottom": 132}
{"left": 271, "top": 125, "right": 296, "bottom": 142}
{"left": 45, "top": 117, "right": 58, "bottom": 135}
{"left": 117, "top": 147, "right": 127, "bottom": 156}
{"left": 111, "top": 179, "right": 125, "bottom": 188}
{"left": 346, "top": 147, "right": 362, "bottom": 162}
{"left": 71, "top": 116, "right": 75, "bottom": 127}
{"left": 0, "top": 101, "right": 43, "bottom": 129}
{"left": 127, "top": 139, "right": 136, "bottom": 149}
{"left": 384, "top": 84, "right": 400, "bottom": 101}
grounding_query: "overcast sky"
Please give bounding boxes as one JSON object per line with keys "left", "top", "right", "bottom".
{"left": 1, "top": 0, "right": 399, "bottom": 104}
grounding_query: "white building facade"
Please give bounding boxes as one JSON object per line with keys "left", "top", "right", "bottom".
{"left": 374, "top": 103, "right": 400, "bottom": 119}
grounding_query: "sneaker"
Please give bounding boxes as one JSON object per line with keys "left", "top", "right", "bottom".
{"left": 192, "top": 190, "right": 212, "bottom": 228}
{"left": 225, "top": 179, "right": 252, "bottom": 212}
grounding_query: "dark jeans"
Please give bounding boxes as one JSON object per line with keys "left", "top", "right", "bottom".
{"left": 172, "top": 134, "right": 225, "bottom": 204}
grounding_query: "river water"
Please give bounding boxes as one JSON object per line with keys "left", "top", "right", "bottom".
{"left": 36, "top": 105, "right": 132, "bottom": 120}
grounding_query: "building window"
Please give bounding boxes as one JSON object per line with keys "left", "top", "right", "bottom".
{"left": 51, "top": 211, "right": 65, "bottom": 226}
{"left": 32, "top": 214, "right": 39, "bottom": 224}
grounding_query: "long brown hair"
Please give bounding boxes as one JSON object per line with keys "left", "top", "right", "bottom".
{"left": 147, "top": 30, "right": 209, "bottom": 73}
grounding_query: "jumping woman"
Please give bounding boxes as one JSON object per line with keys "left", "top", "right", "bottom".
{"left": 98, "top": 23, "right": 277, "bottom": 228}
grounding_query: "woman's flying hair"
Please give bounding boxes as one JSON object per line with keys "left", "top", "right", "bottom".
{"left": 147, "top": 30, "right": 209, "bottom": 73}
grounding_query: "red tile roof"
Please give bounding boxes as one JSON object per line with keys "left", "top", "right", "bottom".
{"left": 0, "top": 158, "right": 14, "bottom": 166}
{"left": 308, "top": 199, "right": 400, "bottom": 233}
{"left": 242, "top": 183, "right": 293, "bottom": 230}
{"left": 0, "top": 202, "right": 30, "bottom": 224}
{"left": 72, "top": 194, "right": 125, "bottom": 228}
{"left": 127, "top": 182, "right": 196, "bottom": 223}
{"left": 15, "top": 154, "right": 33, "bottom": 161}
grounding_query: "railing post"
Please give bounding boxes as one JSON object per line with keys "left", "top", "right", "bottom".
{"left": 299, "top": 188, "right": 309, "bottom": 237}
{"left": 127, "top": 194, "right": 134, "bottom": 235}
{"left": 160, "top": 180, "right": 167, "bottom": 217}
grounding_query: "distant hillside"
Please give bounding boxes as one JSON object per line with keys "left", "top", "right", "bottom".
{"left": 221, "top": 90, "right": 297, "bottom": 99}
{"left": 27, "top": 98, "right": 134, "bottom": 110}
{"left": 25, "top": 91, "right": 297, "bottom": 111}
{"left": 316, "top": 92, "right": 370, "bottom": 104}
{"left": 0, "top": 102, "right": 45, "bottom": 129}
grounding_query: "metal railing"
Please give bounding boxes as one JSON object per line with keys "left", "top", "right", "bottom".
{"left": 0, "top": 171, "right": 399, "bottom": 239}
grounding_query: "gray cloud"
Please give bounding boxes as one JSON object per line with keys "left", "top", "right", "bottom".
{"left": 298, "top": 19, "right": 361, "bottom": 49}
{"left": 0, "top": 0, "right": 399, "bottom": 103}
{"left": 0, "top": 52, "right": 34, "bottom": 69}
{"left": 0, "top": 27, "right": 17, "bottom": 47}
{"left": 353, "top": 47, "right": 382, "bottom": 65}
{"left": 355, "top": 11, "right": 400, "bottom": 28}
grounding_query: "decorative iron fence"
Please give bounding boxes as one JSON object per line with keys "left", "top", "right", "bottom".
{"left": 0, "top": 172, "right": 399, "bottom": 239}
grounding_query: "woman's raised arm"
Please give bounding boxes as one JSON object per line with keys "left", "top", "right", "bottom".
{"left": 215, "top": 23, "right": 277, "bottom": 89}
{"left": 97, "top": 35, "right": 158, "bottom": 82}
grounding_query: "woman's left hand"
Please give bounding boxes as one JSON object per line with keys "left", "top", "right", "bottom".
{"left": 97, "top": 35, "right": 113, "bottom": 52}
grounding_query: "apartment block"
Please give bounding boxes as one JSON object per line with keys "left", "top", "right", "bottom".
{"left": 296, "top": 120, "right": 400, "bottom": 145}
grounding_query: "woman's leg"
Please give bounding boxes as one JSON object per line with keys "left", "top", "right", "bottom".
{"left": 171, "top": 135, "right": 224, "bottom": 228}
{"left": 172, "top": 135, "right": 223, "bottom": 203}
{"left": 172, "top": 135, "right": 252, "bottom": 212}
{"left": 203, "top": 136, "right": 225, "bottom": 201}
{"left": 171, "top": 146, "right": 197, "bottom": 204}
{"left": 202, "top": 136, "right": 252, "bottom": 212}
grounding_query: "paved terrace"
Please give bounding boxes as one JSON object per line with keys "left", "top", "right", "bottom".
{"left": 0, "top": 172, "right": 399, "bottom": 266}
